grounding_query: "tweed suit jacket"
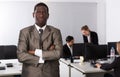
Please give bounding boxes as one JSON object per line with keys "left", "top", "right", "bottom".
{"left": 17, "top": 25, "right": 63, "bottom": 77}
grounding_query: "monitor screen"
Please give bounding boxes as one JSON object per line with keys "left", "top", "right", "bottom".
{"left": 72, "top": 43, "right": 85, "bottom": 56}
{"left": 107, "top": 42, "right": 118, "bottom": 56}
{"left": 84, "top": 44, "right": 107, "bottom": 61}
{"left": 0, "top": 46, "right": 4, "bottom": 59}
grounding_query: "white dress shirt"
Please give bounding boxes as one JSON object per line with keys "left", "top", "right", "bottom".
{"left": 67, "top": 43, "right": 73, "bottom": 55}
{"left": 34, "top": 24, "right": 46, "bottom": 63}
{"left": 87, "top": 34, "right": 91, "bottom": 43}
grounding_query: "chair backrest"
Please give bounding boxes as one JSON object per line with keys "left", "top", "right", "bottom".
{"left": 4, "top": 45, "right": 17, "bottom": 59}
{"left": 0, "top": 46, "right": 5, "bottom": 59}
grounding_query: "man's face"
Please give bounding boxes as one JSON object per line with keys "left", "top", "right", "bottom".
{"left": 33, "top": 6, "right": 49, "bottom": 27}
{"left": 117, "top": 44, "right": 120, "bottom": 54}
{"left": 81, "top": 30, "right": 90, "bottom": 36}
{"left": 68, "top": 40, "right": 74, "bottom": 46}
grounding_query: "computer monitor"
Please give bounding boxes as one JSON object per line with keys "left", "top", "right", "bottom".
{"left": 0, "top": 46, "right": 4, "bottom": 59}
{"left": 72, "top": 43, "right": 85, "bottom": 56}
{"left": 107, "top": 42, "right": 118, "bottom": 56}
{"left": 84, "top": 44, "right": 107, "bottom": 61}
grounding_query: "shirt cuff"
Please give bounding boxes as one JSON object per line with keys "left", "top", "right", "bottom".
{"left": 35, "top": 49, "right": 44, "bottom": 63}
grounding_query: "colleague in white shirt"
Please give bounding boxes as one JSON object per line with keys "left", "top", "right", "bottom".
{"left": 81, "top": 25, "right": 99, "bottom": 45}
{"left": 63, "top": 36, "right": 74, "bottom": 59}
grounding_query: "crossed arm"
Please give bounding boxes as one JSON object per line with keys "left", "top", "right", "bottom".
{"left": 28, "top": 45, "right": 55, "bottom": 55}
{"left": 17, "top": 29, "right": 63, "bottom": 64}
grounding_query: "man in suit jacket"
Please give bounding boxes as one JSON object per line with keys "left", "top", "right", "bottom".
{"left": 95, "top": 41, "right": 120, "bottom": 77}
{"left": 17, "top": 2, "right": 63, "bottom": 77}
{"left": 81, "top": 25, "right": 98, "bottom": 45}
{"left": 63, "top": 36, "right": 74, "bottom": 59}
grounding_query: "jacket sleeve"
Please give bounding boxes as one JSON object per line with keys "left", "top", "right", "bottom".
{"left": 92, "top": 32, "right": 98, "bottom": 44}
{"left": 62, "top": 45, "right": 66, "bottom": 58}
{"left": 42, "top": 29, "right": 63, "bottom": 60}
{"left": 62, "top": 45, "right": 69, "bottom": 59}
{"left": 17, "top": 30, "right": 39, "bottom": 65}
{"left": 83, "top": 35, "right": 87, "bottom": 43}
{"left": 100, "top": 58, "right": 120, "bottom": 71}
{"left": 100, "top": 63, "right": 113, "bottom": 71}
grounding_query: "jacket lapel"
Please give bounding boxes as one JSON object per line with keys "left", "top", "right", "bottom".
{"left": 42, "top": 26, "right": 51, "bottom": 42}
{"left": 31, "top": 25, "right": 51, "bottom": 43}
{"left": 31, "top": 25, "right": 40, "bottom": 40}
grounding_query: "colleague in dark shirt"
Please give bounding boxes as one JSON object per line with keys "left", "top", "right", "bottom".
{"left": 96, "top": 41, "right": 120, "bottom": 77}
{"left": 81, "top": 25, "right": 98, "bottom": 45}
{"left": 63, "top": 36, "right": 74, "bottom": 59}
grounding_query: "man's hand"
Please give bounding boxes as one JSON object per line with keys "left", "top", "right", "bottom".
{"left": 49, "top": 45, "right": 55, "bottom": 50}
{"left": 28, "top": 50, "right": 35, "bottom": 55}
{"left": 28, "top": 45, "right": 55, "bottom": 55}
{"left": 95, "top": 63, "right": 101, "bottom": 68}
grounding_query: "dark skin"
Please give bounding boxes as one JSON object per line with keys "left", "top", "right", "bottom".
{"left": 29, "top": 6, "right": 54, "bottom": 55}
{"left": 33, "top": 6, "right": 49, "bottom": 27}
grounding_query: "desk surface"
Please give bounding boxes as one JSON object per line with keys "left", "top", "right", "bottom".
{"left": 60, "top": 59, "right": 71, "bottom": 65}
{"left": 71, "top": 62, "right": 106, "bottom": 74}
{"left": 60, "top": 59, "right": 111, "bottom": 74}
{"left": 0, "top": 59, "right": 22, "bottom": 76}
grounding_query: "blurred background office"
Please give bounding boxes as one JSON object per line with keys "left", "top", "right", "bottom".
{"left": 0, "top": 0, "right": 98, "bottom": 45}
{"left": 0, "top": 0, "right": 120, "bottom": 77}
{"left": 0, "top": 0, "right": 119, "bottom": 48}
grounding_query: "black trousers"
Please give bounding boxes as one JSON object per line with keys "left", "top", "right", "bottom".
{"left": 14, "top": 75, "right": 21, "bottom": 77}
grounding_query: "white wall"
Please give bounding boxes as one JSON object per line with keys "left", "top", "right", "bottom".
{"left": 97, "top": 0, "right": 106, "bottom": 44}
{"left": 106, "top": 0, "right": 120, "bottom": 42}
{"left": 47, "top": 2, "right": 97, "bottom": 44}
{"left": 0, "top": 1, "right": 98, "bottom": 45}
{"left": 0, "top": 1, "right": 37, "bottom": 45}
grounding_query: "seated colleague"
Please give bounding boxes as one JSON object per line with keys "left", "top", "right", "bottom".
{"left": 81, "top": 25, "right": 99, "bottom": 45}
{"left": 95, "top": 41, "right": 120, "bottom": 77}
{"left": 63, "top": 36, "right": 74, "bottom": 59}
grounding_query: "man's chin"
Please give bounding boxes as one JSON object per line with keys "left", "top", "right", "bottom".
{"left": 37, "top": 23, "right": 46, "bottom": 27}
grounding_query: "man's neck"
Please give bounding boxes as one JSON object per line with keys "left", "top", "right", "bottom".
{"left": 67, "top": 43, "right": 72, "bottom": 47}
{"left": 35, "top": 24, "right": 46, "bottom": 31}
{"left": 36, "top": 23, "right": 46, "bottom": 28}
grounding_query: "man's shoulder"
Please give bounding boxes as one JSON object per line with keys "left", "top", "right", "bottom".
{"left": 63, "top": 44, "right": 67, "bottom": 47}
{"left": 47, "top": 25, "right": 60, "bottom": 31}
{"left": 63, "top": 44, "right": 69, "bottom": 50}
{"left": 20, "top": 25, "right": 34, "bottom": 32}
{"left": 90, "top": 31, "right": 97, "bottom": 35}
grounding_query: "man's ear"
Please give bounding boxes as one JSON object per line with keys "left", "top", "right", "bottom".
{"left": 33, "top": 12, "right": 35, "bottom": 18}
{"left": 47, "top": 13, "right": 49, "bottom": 19}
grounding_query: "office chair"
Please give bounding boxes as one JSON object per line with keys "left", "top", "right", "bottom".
{"left": 4, "top": 45, "right": 17, "bottom": 59}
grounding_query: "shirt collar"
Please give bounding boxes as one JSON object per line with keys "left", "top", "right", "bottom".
{"left": 87, "top": 34, "right": 90, "bottom": 37}
{"left": 67, "top": 43, "right": 71, "bottom": 48}
{"left": 35, "top": 24, "right": 46, "bottom": 33}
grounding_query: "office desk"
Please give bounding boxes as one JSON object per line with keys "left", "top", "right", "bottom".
{"left": 60, "top": 59, "right": 71, "bottom": 77}
{"left": 60, "top": 59, "right": 113, "bottom": 77}
{"left": 71, "top": 62, "right": 113, "bottom": 77}
{"left": 0, "top": 59, "right": 22, "bottom": 77}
